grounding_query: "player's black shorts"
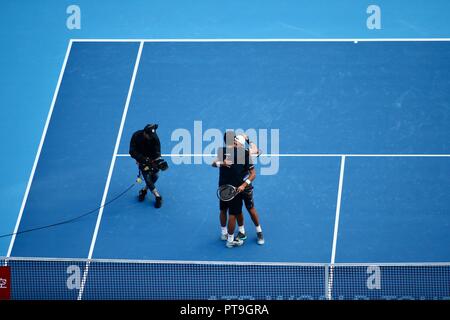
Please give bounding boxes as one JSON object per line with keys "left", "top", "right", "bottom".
{"left": 242, "top": 186, "right": 254, "bottom": 210}
{"left": 220, "top": 193, "right": 243, "bottom": 215}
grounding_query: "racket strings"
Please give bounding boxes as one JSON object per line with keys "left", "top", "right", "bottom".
{"left": 218, "top": 185, "right": 236, "bottom": 201}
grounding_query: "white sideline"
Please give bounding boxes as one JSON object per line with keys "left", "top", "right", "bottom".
{"left": 331, "top": 156, "right": 346, "bottom": 265}
{"left": 71, "top": 38, "right": 450, "bottom": 43}
{"left": 327, "top": 156, "right": 346, "bottom": 300}
{"left": 77, "top": 41, "right": 144, "bottom": 300}
{"left": 116, "top": 153, "right": 450, "bottom": 157}
{"left": 5, "top": 40, "right": 74, "bottom": 260}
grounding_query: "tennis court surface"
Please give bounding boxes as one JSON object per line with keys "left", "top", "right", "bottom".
{"left": 2, "top": 40, "right": 449, "bottom": 300}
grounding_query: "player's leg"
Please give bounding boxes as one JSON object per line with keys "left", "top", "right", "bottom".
{"left": 236, "top": 208, "right": 247, "bottom": 241}
{"left": 219, "top": 202, "right": 228, "bottom": 240}
{"left": 226, "top": 213, "right": 244, "bottom": 248}
{"left": 226, "top": 196, "right": 244, "bottom": 248}
{"left": 247, "top": 206, "right": 261, "bottom": 228}
{"left": 243, "top": 188, "right": 264, "bottom": 245}
{"left": 235, "top": 188, "right": 257, "bottom": 241}
{"left": 248, "top": 207, "right": 264, "bottom": 245}
{"left": 227, "top": 214, "right": 237, "bottom": 238}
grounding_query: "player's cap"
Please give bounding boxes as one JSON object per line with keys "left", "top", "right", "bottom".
{"left": 234, "top": 135, "right": 246, "bottom": 146}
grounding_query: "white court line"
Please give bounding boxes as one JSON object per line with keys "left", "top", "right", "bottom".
{"left": 116, "top": 153, "right": 450, "bottom": 157}
{"left": 77, "top": 41, "right": 144, "bottom": 300}
{"left": 3, "top": 255, "right": 450, "bottom": 267}
{"left": 327, "top": 156, "right": 346, "bottom": 300}
{"left": 71, "top": 38, "right": 450, "bottom": 42}
{"left": 5, "top": 40, "right": 74, "bottom": 262}
{"left": 331, "top": 156, "right": 346, "bottom": 264}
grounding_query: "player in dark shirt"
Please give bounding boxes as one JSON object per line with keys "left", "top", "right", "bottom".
{"left": 129, "top": 124, "right": 168, "bottom": 208}
{"left": 212, "top": 131, "right": 255, "bottom": 248}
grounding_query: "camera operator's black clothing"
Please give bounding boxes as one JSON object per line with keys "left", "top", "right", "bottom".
{"left": 141, "top": 169, "right": 159, "bottom": 192}
{"left": 129, "top": 129, "right": 161, "bottom": 164}
{"left": 129, "top": 129, "right": 161, "bottom": 192}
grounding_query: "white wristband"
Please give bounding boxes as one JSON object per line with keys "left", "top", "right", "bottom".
{"left": 245, "top": 179, "right": 251, "bottom": 185}
{"left": 216, "top": 161, "right": 221, "bottom": 167}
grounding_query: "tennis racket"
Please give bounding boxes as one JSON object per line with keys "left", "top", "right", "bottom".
{"left": 217, "top": 184, "right": 240, "bottom": 201}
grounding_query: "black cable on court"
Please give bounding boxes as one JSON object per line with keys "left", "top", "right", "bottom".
{"left": 0, "top": 182, "right": 137, "bottom": 239}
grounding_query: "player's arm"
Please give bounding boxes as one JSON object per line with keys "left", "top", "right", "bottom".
{"left": 241, "top": 134, "right": 261, "bottom": 156}
{"left": 212, "top": 158, "right": 221, "bottom": 167}
{"left": 237, "top": 151, "right": 256, "bottom": 193}
{"left": 237, "top": 167, "right": 256, "bottom": 192}
{"left": 212, "top": 148, "right": 231, "bottom": 168}
{"left": 212, "top": 159, "right": 232, "bottom": 168}
{"left": 247, "top": 167, "right": 256, "bottom": 183}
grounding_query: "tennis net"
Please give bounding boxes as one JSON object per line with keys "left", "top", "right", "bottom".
{"left": 1, "top": 257, "right": 449, "bottom": 300}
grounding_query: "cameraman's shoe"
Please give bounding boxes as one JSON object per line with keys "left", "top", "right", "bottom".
{"left": 138, "top": 188, "right": 147, "bottom": 202}
{"left": 155, "top": 196, "right": 163, "bottom": 208}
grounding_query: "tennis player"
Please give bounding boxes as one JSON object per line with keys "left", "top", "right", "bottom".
{"left": 234, "top": 134, "right": 265, "bottom": 245}
{"left": 212, "top": 131, "right": 254, "bottom": 248}
{"left": 129, "top": 124, "right": 168, "bottom": 208}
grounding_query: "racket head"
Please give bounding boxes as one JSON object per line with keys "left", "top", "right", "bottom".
{"left": 217, "top": 184, "right": 237, "bottom": 201}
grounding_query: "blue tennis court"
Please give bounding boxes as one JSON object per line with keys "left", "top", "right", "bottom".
{"left": 2, "top": 39, "right": 450, "bottom": 300}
